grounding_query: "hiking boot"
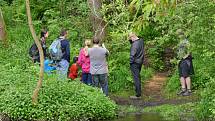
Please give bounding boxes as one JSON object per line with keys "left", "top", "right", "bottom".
{"left": 177, "top": 89, "right": 186, "bottom": 95}
{"left": 130, "top": 95, "right": 141, "bottom": 99}
{"left": 182, "top": 90, "right": 192, "bottom": 96}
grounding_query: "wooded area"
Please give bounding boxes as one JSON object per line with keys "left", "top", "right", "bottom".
{"left": 0, "top": 0, "right": 215, "bottom": 121}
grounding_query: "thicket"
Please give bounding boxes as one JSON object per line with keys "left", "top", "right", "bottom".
{"left": 152, "top": 0, "right": 215, "bottom": 120}
{"left": 0, "top": 0, "right": 117, "bottom": 120}
{"left": 102, "top": 0, "right": 215, "bottom": 120}
{"left": 0, "top": 24, "right": 117, "bottom": 120}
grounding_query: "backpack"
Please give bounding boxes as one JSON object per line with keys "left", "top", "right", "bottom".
{"left": 29, "top": 43, "right": 39, "bottom": 58}
{"left": 49, "top": 38, "right": 63, "bottom": 61}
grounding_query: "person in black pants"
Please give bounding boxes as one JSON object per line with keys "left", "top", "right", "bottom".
{"left": 128, "top": 32, "right": 144, "bottom": 99}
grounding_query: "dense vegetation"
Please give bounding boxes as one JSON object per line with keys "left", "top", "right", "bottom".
{"left": 0, "top": 25, "right": 117, "bottom": 120}
{"left": 0, "top": 0, "right": 117, "bottom": 120}
{"left": 0, "top": 0, "right": 215, "bottom": 120}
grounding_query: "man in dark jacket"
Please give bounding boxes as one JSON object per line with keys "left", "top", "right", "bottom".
{"left": 56, "top": 29, "right": 70, "bottom": 79}
{"left": 129, "top": 32, "right": 144, "bottom": 99}
{"left": 59, "top": 29, "right": 70, "bottom": 63}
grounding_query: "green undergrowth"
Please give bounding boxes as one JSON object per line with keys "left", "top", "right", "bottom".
{"left": 161, "top": 0, "right": 215, "bottom": 119}
{"left": 0, "top": 26, "right": 117, "bottom": 120}
{"left": 0, "top": 61, "right": 117, "bottom": 120}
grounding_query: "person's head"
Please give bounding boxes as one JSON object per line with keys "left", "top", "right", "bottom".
{"left": 73, "top": 56, "right": 78, "bottom": 63}
{"left": 41, "top": 29, "right": 48, "bottom": 38}
{"left": 128, "top": 32, "right": 139, "bottom": 42}
{"left": 60, "top": 29, "right": 68, "bottom": 37}
{"left": 84, "top": 39, "right": 91, "bottom": 47}
{"left": 93, "top": 37, "right": 100, "bottom": 45}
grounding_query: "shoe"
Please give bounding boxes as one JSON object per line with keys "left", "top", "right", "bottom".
{"left": 130, "top": 95, "right": 141, "bottom": 99}
{"left": 177, "top": 89, "right": 186, "bottom": 95}
{"left": 182, "top": 90, "right": 192, "bottom": 96}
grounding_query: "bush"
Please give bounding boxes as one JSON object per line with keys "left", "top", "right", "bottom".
{"left": 0, "top": 73, "right": 117, "bottom": 120}
{"left": 0, "top": 47, "right": 117, "bottom": 120}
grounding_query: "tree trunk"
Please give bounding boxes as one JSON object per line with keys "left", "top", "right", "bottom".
{"left": 88, "top": 0, "right": 106, "bottom": 41}
{"left": 0, "top": 8, "right": 7, "bottom": 46}
{"left": 26, "top": 0, "right": 44, "bottom": 105}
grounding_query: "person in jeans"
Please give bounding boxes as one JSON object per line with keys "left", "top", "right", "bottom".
{"left": 128, "top": 32, "right": 144, "bottom": 99}
{"left": 88, "top": 38, "right": 109, "bottom": 96}
{"left": 59, "top": 29, "right": 70, "bottom": 63}
{"left": 78, "top": 39, "right": 92, "bottom": 85}
{"left": 176, "top": 29, "right": 194, "bottom": 96}
{"left": 56, "top": 29, "right": 70, "bottom": 79}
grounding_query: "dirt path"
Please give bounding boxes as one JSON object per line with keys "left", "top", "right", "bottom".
{"left": 143, "top": 72, "right": 167, "bottom": 102}
{"left": 111, "top": 72, "right": 198, "bottom": 107}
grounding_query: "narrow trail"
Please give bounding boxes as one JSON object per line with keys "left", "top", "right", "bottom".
{"left": 111, "top": 72, "right": 198, "bottom": 107}
{"left": 143, "top": 72, "right": 167, "bottom": 102}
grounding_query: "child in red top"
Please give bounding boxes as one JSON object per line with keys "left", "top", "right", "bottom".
{"left": 68, "top": 57, "right": 78, "bottom": 80}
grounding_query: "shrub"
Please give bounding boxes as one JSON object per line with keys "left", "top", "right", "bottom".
{"left": 0, "top": 75, "right": 117, "bottom": 120}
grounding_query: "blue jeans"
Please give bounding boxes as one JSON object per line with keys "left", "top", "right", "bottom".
{"left": 92, "top": 74, "right": 108, "bottom": 96}
{"left": 56, "top": 59, "right": 69, "bottom": 79}
{"left": 82, "top": 73, "right": 92, "bottom": 85}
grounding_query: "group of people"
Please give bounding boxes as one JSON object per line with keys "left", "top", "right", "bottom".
{"left": 29, "top": 29, "right": 109, "bottom": 96}
{"left": 29, "top": 28, "right": 194, "bottom": 98}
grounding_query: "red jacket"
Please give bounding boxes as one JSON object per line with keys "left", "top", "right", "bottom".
{"left": 68, "top": 63, "right": 78, "bottom": 80}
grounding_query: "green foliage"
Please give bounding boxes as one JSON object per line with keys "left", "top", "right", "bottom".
{"left": 0, "top": 70, "right": 117, "bottom": 120}
{"left": 2, "top": 0, "right": 215, "bottom": 120}
{"left": 158, "top": 0, "right": 215, "bottom": 120}
{"left": 165, "top": 70, "right": 180, "bottom": 92}
{"left": 0, "top": 25, "right": 116, "bottom": 120}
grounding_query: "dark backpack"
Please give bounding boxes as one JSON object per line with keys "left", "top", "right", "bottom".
{"left": 29, "top": 43, "right": 39, "bottom": 58}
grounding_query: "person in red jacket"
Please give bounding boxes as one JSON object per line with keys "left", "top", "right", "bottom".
{"left": 68, "top": 57, "right": 78, "bottom": 80}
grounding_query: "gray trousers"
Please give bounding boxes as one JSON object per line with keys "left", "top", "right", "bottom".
{"left": 130, "top": 63, "right": 142, "bottom": 97}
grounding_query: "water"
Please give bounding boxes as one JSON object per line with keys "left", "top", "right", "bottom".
{"left": 112, "top": 113, "right": 165, "bottom": 121}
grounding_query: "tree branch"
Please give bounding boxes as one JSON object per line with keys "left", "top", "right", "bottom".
{"left": 26, "top": 0, "right": 44, "bottom": 105}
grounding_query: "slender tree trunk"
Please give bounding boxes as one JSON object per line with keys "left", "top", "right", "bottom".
{"left": 26, "top": 0, "right": 44, "bottom": 105}
{"left": 0, "top": 8, "right": 7, "bottom": 46}
{"left": 88, "top": 0, "right": 106, "bottom": 41}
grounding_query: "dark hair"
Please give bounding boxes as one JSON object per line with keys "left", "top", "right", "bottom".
{"left": 93, "top": 37, "right": 100, "bottom": 44}
{"left": 73, "top": 56, "right": 78, "bottom": 63}
{"left": 40, "top": 29, "right": 48, "bottom": 38}
{"left": 60, "top": 29, "right": 68, "bottom": 36}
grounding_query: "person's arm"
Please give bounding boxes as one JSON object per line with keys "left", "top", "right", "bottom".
{"left": 77, "top": 49, "right": 83, "bottom": 66}
{"left": 87, "top": 48, "right": 91, "bottom": 56}
{"left": 102, "top": 43, "right": 110, "bottom": 56}
{"left": 66, "top": 41, "right": 70, "bottom": 63}
{"left": 130, "top": 43, "right": 137, "bottom": 64}
{"left": 84, "top": 47, "right": 89, "bottom": 56}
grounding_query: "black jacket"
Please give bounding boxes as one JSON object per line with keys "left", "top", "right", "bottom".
{"left": 130, "top": 39, "right": 144, "bottom": 64}
{"left": 61, "top": 39, "right": 70, "bottom": 63}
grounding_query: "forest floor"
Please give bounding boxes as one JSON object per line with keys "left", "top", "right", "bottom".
{"left": 110, "top": 72, "right": 199, "bottom": 107}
